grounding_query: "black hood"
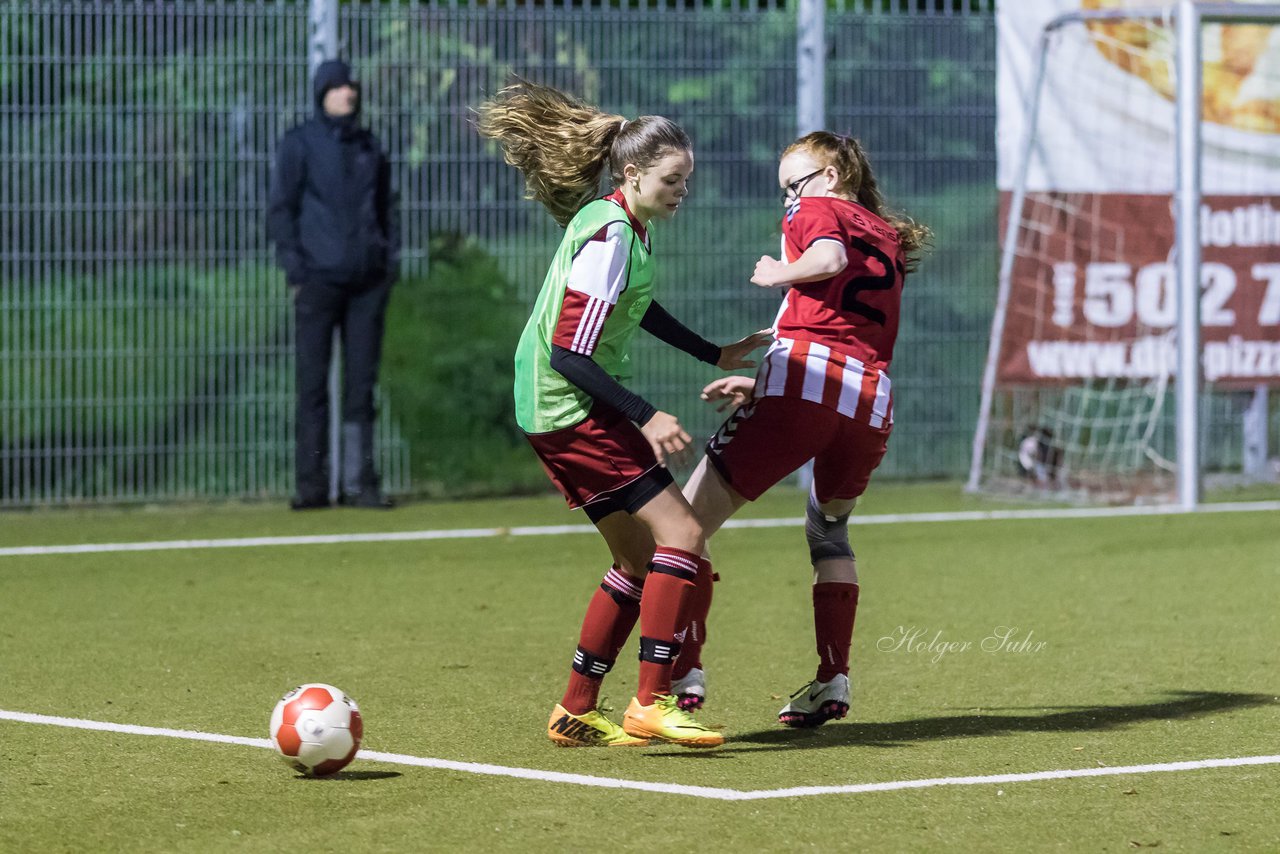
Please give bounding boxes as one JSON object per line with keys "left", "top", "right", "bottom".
{"left": 313, "top": 59, "right": 360, "bottom": 119}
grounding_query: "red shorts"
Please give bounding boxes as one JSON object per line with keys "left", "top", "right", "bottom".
{"left": 524, "top": 404, "right": 668, "bottom": 513}
{"left": 705, "top": 396, "right": 890, "bottom": 503}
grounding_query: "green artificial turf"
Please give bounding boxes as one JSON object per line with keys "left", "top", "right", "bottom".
{"left": 1, "top": 483, "right": 1278, "bottom": 852}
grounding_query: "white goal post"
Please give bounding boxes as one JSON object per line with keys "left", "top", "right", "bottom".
{"left": 969, "top": 1, "right": 1280, "bottom": 507}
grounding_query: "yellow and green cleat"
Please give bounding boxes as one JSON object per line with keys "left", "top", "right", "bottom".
{"left": 547, "top": 704, "right": 650, "bottom": 747}
{"left": 622, "top": 694, "right": 724, "bottom": 747}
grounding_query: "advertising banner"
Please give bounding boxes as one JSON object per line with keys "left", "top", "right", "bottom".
{"left": 996, "top": 0, "right": 1280, "bottom": 385}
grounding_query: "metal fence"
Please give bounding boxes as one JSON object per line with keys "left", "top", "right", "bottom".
{"left": 0, "top": 3, "right": 411, "bottom": 505}
{"left": 0, "top": 0, "right": 998, "bottom": 506}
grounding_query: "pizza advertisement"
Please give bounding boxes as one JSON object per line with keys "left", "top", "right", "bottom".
{"left": 996, "top": 0, "right": 1280, "bottom": 386}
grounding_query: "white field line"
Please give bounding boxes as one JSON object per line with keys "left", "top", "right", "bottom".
{"left": 3, "top": 500, "right": 1278, "bottom": 558}
{"left": 2, "top": 708, "right": 1277, "bottom": 801}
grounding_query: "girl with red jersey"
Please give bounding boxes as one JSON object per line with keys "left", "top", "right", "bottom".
{"left": 671, "top": 132, "right": 931, "bottom": 726}
{"left": 476, "top": 81, "right": 766, "bottom": 748}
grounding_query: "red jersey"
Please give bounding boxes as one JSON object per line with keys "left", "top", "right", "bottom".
{"left": 776, "top": 196, "right": 904, "bottom": 368}
{"left": 754, "top": 197, "right": 905, "bottom": 429}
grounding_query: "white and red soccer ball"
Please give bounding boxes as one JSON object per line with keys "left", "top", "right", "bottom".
{"left": 269, "top": 683, "right": 363, "bottom": 776}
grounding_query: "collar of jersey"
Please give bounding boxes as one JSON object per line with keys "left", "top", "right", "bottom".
{"left": 603, "top": 189, "right": 649, "bottom": 247}
{"left": 786, "top": 194, "right": 888, "bottom": 231}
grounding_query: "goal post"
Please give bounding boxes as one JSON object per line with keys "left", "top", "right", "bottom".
{"left": 969, "top": 1, "right": 1280, "bottom": 506}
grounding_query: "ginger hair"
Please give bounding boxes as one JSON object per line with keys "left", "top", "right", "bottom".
{"left": 785, "top": 131, "right": 932, "bottom": 272}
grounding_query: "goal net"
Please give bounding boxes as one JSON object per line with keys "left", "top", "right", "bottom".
{"left": 970, "top": 1, "right": 1280, "bottom": 503}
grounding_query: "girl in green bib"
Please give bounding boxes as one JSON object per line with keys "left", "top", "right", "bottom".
{"left": 477, "top": 81, "right": 766, "bottom": 748}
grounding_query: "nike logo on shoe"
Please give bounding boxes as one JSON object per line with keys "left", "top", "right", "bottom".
{"left": 549, "top": 714, "right": 599, "bottom": 742}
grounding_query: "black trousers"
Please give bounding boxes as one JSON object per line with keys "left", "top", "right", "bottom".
{"left": 293, "top": 279, "right": 392, "bottom": 501}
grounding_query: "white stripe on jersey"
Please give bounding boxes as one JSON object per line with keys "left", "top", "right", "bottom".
{"left": 800, "top": 342, "right": 831, "bottom": 403}
{"left": 870, "top": 371, "right": 892, "bottom": 428}
{"left": 836, "top": 358, "right": 864, "bottom": 419}
{"left": 760, "top": 338, "right": 790, "bottom": 397}
{"left": 565, "top": 222, "right": 630, "bottom": 354}
{"left": 833, "top": 353, "right": 890, "bottom": 428}
{"left": 571, "top": 296, "right": 610, "bottom": 354}
{"left": 584, "top": 299, "right": 609, "bottom": 353}
{"left": 756, "top": 337, "right": 893, "bottom": 427}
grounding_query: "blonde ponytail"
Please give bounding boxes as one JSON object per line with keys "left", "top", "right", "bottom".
{"left": 477, "top": 79, "right": 692, "bottom": 227}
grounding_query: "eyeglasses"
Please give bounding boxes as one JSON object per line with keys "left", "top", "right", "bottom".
{"left": 780, "top": 169, "right": 824, "bottom": 204}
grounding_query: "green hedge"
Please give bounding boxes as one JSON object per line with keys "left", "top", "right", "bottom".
{"left": 381, "top": 234, "right": 547, "bottom": 498}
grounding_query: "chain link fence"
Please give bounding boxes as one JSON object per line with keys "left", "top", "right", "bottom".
{"left": 1, "top": 1, "right": 997, "bottom": 506}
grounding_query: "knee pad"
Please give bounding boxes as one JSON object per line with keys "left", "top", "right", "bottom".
{"left": 805, "top": 494, "right": 854, "bottom": 564}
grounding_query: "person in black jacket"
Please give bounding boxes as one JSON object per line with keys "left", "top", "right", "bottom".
{"left": 267, "top": 59, "right": 399, "bottom": 510}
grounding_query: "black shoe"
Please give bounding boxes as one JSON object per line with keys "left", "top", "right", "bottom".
{"left": 289, "top": 495, "right": 331, "bottom": 511}
{"left": 338, "top": 491, "right": 394, "bottom": 509}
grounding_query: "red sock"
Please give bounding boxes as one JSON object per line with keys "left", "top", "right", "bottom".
{"left": 560, "top": 566, "right": 643, "bottom": 715}
{"left": 672, "top": 557, "right": 715, "bottom": 680}
{"left": 813, "top": 581, "right": 859, "bottom": 682}
{"left": 636, "top": 547, "right": 699, "bottom": 703}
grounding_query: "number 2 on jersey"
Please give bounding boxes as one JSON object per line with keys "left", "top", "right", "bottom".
{"left": 840, "top": 235, "right": 903, "bottom": 325}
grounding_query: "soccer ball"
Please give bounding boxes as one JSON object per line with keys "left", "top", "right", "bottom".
{"left": 269, "top": 683, "right": 363, "bottom": 776}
